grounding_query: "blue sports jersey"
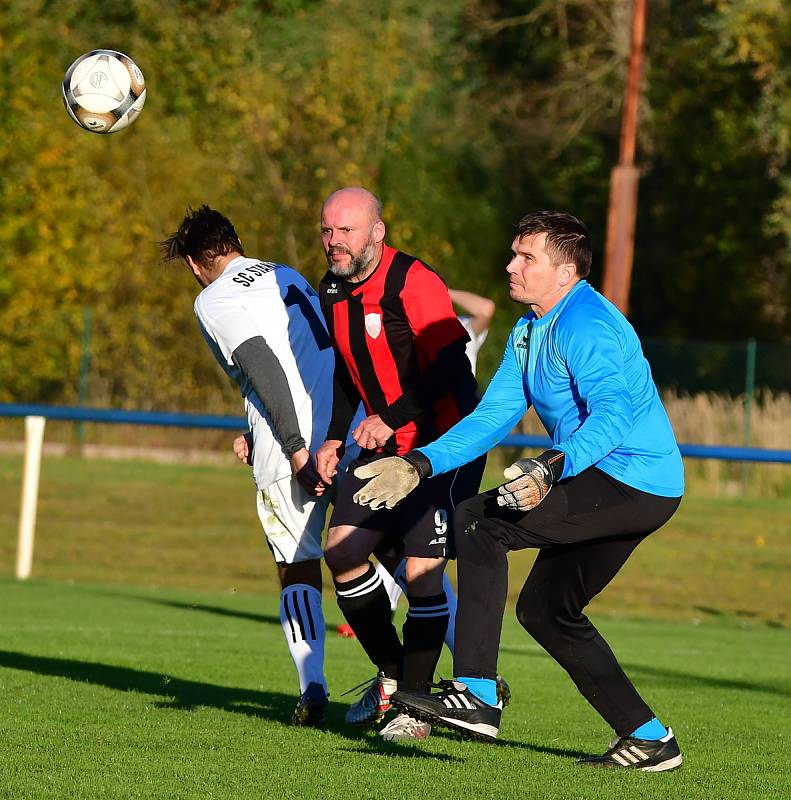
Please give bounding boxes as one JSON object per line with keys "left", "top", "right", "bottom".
{"left": 418, "top": 280, "right": 684, "bottom": 498}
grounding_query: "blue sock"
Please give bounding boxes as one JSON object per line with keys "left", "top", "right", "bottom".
{"left": 457, "top": 676, "right": 497, "bottom": 706}
{"left": 630, "top": 717, "right": 668, "bottom": 741}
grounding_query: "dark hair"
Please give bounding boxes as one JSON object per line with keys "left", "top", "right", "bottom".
{"left": 515, "top": 211, "right": 591, "bottom": 277}
{"left": 161, "top": 205, "right": 243, "bottom": 268}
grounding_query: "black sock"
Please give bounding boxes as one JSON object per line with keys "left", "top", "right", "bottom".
{"left": 334, "top": 562, "right": 402, "bottom": 678}
{"left": 401, "top": 592, "right": 449, "bottom": 691}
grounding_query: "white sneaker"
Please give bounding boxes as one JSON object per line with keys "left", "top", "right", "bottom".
{"left": 379, "top": 713, "right": 432, "bottom": 741}
{"left": 344, "top": 672, "right": 397, "bottom": 725}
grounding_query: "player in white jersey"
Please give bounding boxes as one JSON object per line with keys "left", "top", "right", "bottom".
{"left": 162, "top": 205, "right": 336, "bottom": 727}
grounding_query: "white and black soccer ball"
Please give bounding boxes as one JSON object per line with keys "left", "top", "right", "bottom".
{"left": 62, "top": 49, "right": 146, "bottom": 134}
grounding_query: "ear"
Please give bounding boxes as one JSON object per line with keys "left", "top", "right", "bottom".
{"left": 558, "top": 262, "right": 576, "bottom": 286}
{"left": 185, "top": 255, "right": 201, "bottom": 276}
{"left": 373, "top": 219, "right": 386, "bottom": 244}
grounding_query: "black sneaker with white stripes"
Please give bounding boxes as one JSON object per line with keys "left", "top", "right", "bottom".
{"left": 391, "top": 680, "right": 501, "bottom": 742}
{"left": 578, "top": 729, "right": 682, "bottom": 772}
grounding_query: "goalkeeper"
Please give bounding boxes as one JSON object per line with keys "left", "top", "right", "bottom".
{"left": 353, "top": 211, "right": 685, "bottom": 772}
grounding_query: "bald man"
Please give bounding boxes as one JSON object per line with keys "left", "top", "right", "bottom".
{"left": 315, "top": 188, "right": 486, "bottom": 740}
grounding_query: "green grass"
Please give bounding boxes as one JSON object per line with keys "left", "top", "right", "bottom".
{"left": 1, "top": 454, "right": 788, "bottom": 625}
{"left": 0, "top": 452, "right": 789, "bottom": 798}
{"left": 0, "top": 579, "right": 787, "bottom": 800}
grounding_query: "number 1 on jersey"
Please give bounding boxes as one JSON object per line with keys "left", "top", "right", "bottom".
{"left": 284, "top": 284, "right": 332, "bottom": 351}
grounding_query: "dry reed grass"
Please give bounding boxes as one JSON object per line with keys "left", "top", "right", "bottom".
{"left": 511, "top": 391, "right": 791, "bottom": 497}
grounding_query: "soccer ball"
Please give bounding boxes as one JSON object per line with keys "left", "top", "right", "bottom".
{"left": 62, "top": 49, "right": 146, "bottom": 134}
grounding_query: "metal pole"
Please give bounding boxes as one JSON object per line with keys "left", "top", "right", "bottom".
{"left": 601, "top": 0, "right": 646, "bottom": 314}
{"left": 741, "top": 338, "right": 757, "bottom": 486}
{"left": 743, "top": 338, "right": 756, "bottom": 447}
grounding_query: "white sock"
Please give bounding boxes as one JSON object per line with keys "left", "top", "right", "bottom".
{"left": 376, "top": 561, "right": 403, "bottom": 612}
{"left": 393, "top": 560, "right": 457, "bottom": 653}
{"left": 279, "top": 584, "right": 326, "bottom": 693}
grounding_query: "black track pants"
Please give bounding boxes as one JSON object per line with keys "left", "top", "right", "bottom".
{"left": 453, "top": 467, "right": 680, "bottom": 736}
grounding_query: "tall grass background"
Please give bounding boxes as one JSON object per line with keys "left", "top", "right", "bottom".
{"left": 507, "top": 391, "right": 791, "bottom": 498}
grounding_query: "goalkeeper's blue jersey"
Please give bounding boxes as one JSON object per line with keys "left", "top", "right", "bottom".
{"left": 418, "top": 280, "right": 684, "bottom": 498}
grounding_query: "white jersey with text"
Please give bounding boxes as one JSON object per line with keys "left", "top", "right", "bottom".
{"left": 194, "top": 256, "right": 334, "bottom": 490}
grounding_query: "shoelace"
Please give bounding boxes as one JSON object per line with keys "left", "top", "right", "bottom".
{"left": 340, "top": 675, "right": 381, "bottom": 698}
{"left": 386, "top": 717, "right": 423, "bottom": 732}
{"left": 426, "top": 677, "right": 456, "bottom": 692}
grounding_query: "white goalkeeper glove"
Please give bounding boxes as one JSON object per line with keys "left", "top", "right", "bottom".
{"left": 353, "top": 452, "right": 432, "bottom": 510}
{"left": 496, "top": 449, "right": 565, "bottom": 512}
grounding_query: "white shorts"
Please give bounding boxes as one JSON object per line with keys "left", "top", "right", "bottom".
{"left": 256, "top": 476, "right": 331, "bottom": 565}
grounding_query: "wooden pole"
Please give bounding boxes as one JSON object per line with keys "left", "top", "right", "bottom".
{"left": 601, "top": 0, "right": 646, "bottom": 314}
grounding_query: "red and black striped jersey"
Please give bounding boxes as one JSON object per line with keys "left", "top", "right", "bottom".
{"left": 319, "top": 245, "right": 478, "bottom": 455}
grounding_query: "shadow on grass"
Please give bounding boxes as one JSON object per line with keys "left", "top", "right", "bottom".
{"left": 336, "top": 727, "right": 586, "bottom": 760}
{"left": 496, "top": 739, "right": 590, "bottom": 759}
{"left": 91, "top": 589, "right": 791, "bottom": 699}
{"left": 90, "top": 588, "right": 282, "bottom": 628}
{"left": 336, "top": 742, "right": 462, "bottom": 762}
{"left": 622, "top": 662, "right": 791, "bottom": 697}
{"left": 498, "top": 644, "right": 790, "bottom": 698}
{"left": 0, "top": 649, "right": 458, "bottom": 762}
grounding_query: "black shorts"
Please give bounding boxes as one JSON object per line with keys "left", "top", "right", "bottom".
{"left": 330, "top": 452, "right": 486, "bottom": 559}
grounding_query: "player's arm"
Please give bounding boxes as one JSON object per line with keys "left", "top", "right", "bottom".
{"left": 316, "top": 351, "right": 363, "bottom": 482}
{"left": 449, "top": 288, "right": 496, "bottom": 335}
{"left": 353, "top": 331, "right": 529, "bottom": 509}
{"left": 233, "top": 431, "right": 253, "bottom": 465}
{"left": 317, "top": 284, "right": 366, "bottom": 478}
{"left": 326, "top": 349, "right": 362, "bottom": 444}
{"left": 232, "top": 337, "right": 323, "bottom": 494}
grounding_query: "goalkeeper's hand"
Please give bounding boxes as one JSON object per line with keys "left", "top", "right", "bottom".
{"left": 496, "top": 450, "right": 565, "bottom": 512}
{"left": 353, "top": 452, "right": 432, "bottom": 510}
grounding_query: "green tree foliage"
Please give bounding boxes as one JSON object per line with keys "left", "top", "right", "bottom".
{"left": 632, "top": 0, "right": 791, "bottom": 339}
{"left": 458, "top": 0, "right": 791, "bottom": 339}
{"left": 0, "top": 0, "right": 788, "bottom": 412}
{"left": 0, "top": 0, "right": 505, "bottom": 409}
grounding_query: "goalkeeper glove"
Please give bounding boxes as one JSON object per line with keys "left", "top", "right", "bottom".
{"left": 353, "top": 451, "right": 432, "bottom": 510}
{"left": 496, "top": 449, "right": 565, "bottom": 511}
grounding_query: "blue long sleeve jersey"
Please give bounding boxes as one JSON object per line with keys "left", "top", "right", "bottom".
{"left": 418, "top": 280, "right": 684, "bottom": 498}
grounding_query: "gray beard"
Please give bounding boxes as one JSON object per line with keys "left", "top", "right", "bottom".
{"left": 326, "top": 236, "right": 377, "bottom": 279}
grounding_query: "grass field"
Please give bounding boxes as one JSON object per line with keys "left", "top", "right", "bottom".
{"left": 0, "top": 580, "right": 788, "bottom": 800}
{"left": 1, "top": 454, "right": 788, "bottom": 625}
{"left": 0, "top": 452, "right": 789, "bottom": 798}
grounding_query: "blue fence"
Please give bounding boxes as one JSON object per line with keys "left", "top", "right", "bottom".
{"left": 2, "top": 403, "right": 790, "bottom": 464}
